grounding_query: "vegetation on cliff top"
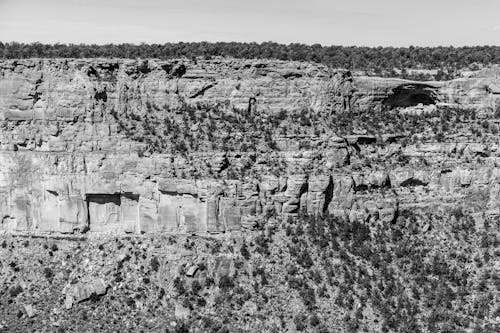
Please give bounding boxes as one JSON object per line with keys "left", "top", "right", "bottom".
{"left": 2, "top": 42, "right": 500, "bottom": 80}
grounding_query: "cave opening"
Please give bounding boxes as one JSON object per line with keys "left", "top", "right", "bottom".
{"left": 86, "top": 194, "right": 121, "bottom": 229}
{"left": 382, "top": 84, "right": 438, "bottom": 108}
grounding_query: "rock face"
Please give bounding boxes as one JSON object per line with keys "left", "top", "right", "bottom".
{"left": 1, "top": 58, "right": 500, "bottom": 235}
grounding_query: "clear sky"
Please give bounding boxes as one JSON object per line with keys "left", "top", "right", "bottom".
{"left": 0, "top": 0, "right": 499, "bottom": 46}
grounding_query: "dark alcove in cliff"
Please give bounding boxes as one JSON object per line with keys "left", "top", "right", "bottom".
{"left": 86, "top": 194, "right": 121, "bottom": 228}
{"left": 94, "top": 88, "right": 107, "bottom": 102}
{"left": 383, "top": 84, "right": 438, "bottom": 108}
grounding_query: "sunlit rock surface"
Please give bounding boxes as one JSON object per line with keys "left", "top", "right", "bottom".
{"left": 1, "top": 58, "right": 500, "bottom": 235}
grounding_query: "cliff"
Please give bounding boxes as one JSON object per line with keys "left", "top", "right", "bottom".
{"left": 1, "top": 58, "right": 500, "bottom": 236}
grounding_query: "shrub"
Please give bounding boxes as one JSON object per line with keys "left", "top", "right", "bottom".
{"left": 218, "top": 275, "right": 234, "bottom": 291}
{"left": 240, "top": 242, "right": 251, "bottom": 260}
{"left": 294, "top": 314, "right": 307, "bottom": 331}
{"left": 191, "top": 280, "right": 202, "bottom": 294}
{"left": 310, "top": 314, "right": 321, "bottom": 327}
{"left": 9, "top": 285, "right": 23, "bottom": 297}
{"left": 174, "top": 277, "right": 186, "bottom": 294}
{"left": 299, "top": 286, "right": 316, "bottom": 309}
{"left": 150, "top": 256, "right": 160, "bottom": 272}
{"left": 43, "top": 267, "right": 54, "bottom": 280}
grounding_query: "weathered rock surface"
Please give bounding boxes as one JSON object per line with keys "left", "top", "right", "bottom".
{"left": 62, "top": 278, "right": 107, "bottom": 309}
{"left": 1, "top": 58, "right": 500, "bottom": 235}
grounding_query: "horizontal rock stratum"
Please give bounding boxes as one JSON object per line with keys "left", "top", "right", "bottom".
{"left": 1, "top": 58, "right": 500, "bottom": 235}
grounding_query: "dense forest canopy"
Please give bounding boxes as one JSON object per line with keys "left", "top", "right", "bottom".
{"left": 1, "top": 42, "right": 499, "bottom": 79}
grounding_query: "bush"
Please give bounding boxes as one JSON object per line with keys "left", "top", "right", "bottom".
{"left": 9, "top": 285, "right": 23, "bottom": 297}
{"left": 43, "top": 267, "right": 54, "bottom": 280}
{"left": 299, "top": 286, "right": 316, "bottom": 309}
{"left": 3, "top": 42, "right": 500, "bottom": 80}
{"left": 174, "top": 277, "right": 186, "bottom": 294}
{"left": 240, "top": 242, "right": 250, "bottom": 260}
{"left": 150, "top": 256, "right": 160, "bottom": 272}
{"left": 294, "top": 314, "right": 307, "bottom": 331}
{"left": 191, "top": 280, "right": 202, "bottom": 294}
{"left": 218, "top": 275, "right": 234, "bottom": 291}
{"left": 310, "top": 314, "right": 321, "bottom": 327}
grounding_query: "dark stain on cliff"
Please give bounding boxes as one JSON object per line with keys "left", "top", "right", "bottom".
{"left": 400, "top": 178, "right": 427, "bottom": 187}
{"left": 189, "top": 83, "right": 216, "bottom": 98}
{"left": 94, "top": 87, "right": 107, "bottom": 102}
{"left": 171, "top": 64, "right": 186, "bottom": 78}
{"left": 87, "top": 66, "right": 100, "bottom": 78}
{"left": 29, "top": 91, "right": 42, "bottom": 105}
{"left": 138, "top": 61, "right": 151, "bottom": 74}
{"left": 159, "top": 62, "right": 186, "bottom": 78}
{"left": 97, "top": 62, "right": 119, "bottom": 72}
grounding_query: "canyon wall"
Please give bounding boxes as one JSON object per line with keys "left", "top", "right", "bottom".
{"left": 1, "top": 58, "right": 500, "bottom": 235}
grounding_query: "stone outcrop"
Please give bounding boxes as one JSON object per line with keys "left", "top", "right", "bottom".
{"left": 63, "top": 279, "right": 108, "bottom": 309}
{"left": 1, "top": 58, "right": 500, "bottom": 236}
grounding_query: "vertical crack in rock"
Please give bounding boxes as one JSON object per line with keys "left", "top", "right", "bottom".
{"left": 28, "top": 75, "right": 43, "bottom": 106}
{"left": 247, "top": 97, "right": 257, "bottom": 113}
{"left": 30, "top": 91, "right": 41, "bottom": 105}
{"left": 298, "top": 177, "right": 309, "bottom": 214}
{"left": 322, "top": 175, "right": 334, "bottom": 214}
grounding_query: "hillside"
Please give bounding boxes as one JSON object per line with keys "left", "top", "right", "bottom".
{"left": 0, "top": 58, "right": 500, "bottom": 332}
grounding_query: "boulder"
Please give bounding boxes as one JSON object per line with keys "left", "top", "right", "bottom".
{"left": 62, "top": 279, "right": 107, "bottom": 309}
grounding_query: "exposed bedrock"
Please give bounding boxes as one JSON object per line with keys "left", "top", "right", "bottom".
{"left": 1, "top": 58, "right": 500, "bottom": 235}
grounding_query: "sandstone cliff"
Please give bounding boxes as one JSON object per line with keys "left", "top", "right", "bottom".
{"left": 1, "top": 58, "right": 500, "bottom": 236}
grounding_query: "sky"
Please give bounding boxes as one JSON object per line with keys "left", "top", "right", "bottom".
{"left": 0, "top": 0, "right": 499, "bottom": 47}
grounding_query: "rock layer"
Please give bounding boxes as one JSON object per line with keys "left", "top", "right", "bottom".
{"left": 1, "top": 58, "right": 500, "bottom": 235}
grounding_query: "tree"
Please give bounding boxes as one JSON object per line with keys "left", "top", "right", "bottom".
{"left": 1, "top": 42, "right": 499, "bottom": 80}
